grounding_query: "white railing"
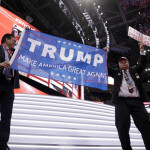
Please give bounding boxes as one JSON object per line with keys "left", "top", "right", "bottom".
{"left": 8, "top": 93, "right": 146, "bottom": 150}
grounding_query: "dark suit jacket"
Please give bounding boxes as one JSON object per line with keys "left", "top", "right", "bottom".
{"left": 0, "top": 45, "right": 19, "bottom": 89}
{"left": 108, "top": 55, "right": 149, "bottom": 103}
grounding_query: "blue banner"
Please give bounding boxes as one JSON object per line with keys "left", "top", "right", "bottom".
{"left": 10, "top": 29, "right": 108, "bottom": 91}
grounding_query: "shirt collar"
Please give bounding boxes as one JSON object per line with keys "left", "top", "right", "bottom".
{"left": 2, "top": 44, "right": 10, "bottom": 50}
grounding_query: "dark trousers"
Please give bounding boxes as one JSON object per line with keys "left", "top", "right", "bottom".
{"left": 0, "top": 80, "right": 14, "bottom": 150}
{"left": 115, "top": 97, "right": 150, "bottom": 150}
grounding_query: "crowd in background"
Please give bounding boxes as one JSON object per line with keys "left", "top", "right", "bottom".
{"left": 137, "top": 10, "right": 150, "bottom": 36}
{"left": 119, "top": 0, "right": 150, "bottom": 11}
{"left": 119, "top": 0, "right": 150, "bottom": 36}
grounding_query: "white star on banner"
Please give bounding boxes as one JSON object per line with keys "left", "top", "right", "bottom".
{"left": 62, "top": 74, "right": 65, "bottom": 78}
{"left": 63, "top": 42, "right": 66, "bottom": 44}
{"left": 73, "top": 77, "right": 77, "bottom": 80}
{"left": 68, "top": 76, "right": 71, "bottom": 79}
{"left": 51, "top": 72, "right": 54, "bottom": 75}
{"left": 79, "top": 45, "right": 81, "bottom": 48}
{"left": 74, "top": 44, "right": 76, "bottom": 46}
{"left": 68, "top": 43, "right": 71, "bottom": 45}
{"left": 58, "top": 40, "right": 61, "bottom": 43}
{"left": 56, "top": 74, "right": 60, "bottom": 76}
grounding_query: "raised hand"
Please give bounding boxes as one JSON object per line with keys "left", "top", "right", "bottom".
{"left": 139, "top": 42, "right": 145, "bottom": 52}
{"left": 103, "top": 47, "right": 109, "bottom": 52}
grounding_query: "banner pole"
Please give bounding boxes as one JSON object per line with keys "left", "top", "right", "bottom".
{"left": 81, "top": 86, "right": 84, "bottom": 100}
{"left": 10, "top": 28, "right": 26, "bottom": 65}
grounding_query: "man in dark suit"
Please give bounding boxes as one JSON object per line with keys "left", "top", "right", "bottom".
{"left": 0, "top": 34, "right": 20, "bottom": 150}
{"left": 107, "top": 43, "right": 150, "bottom": 150}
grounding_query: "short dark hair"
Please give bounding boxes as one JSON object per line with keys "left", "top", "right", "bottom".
{"left": 1, "top": 34, "right": 14, "bottom": 44}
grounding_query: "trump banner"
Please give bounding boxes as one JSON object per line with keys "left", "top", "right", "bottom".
{"left": 128, "top": 26, "right": 150, "bottom": 47}
{"left": 10, "top": 29, "right": 108, "bottom": 91}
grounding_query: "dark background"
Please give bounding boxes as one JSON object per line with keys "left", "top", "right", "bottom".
{"left": 1, "top": 0, "right": 150, "bottom": 103}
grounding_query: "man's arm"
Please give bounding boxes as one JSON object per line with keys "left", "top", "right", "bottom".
{"left": 103, "top": 47, "right": 116, "bottom": 78}
{"left": 135, "top": 43, "right": 147, "bottom": 74}
{"left": 139, "top": 42, "right": 146, "bottom": 55}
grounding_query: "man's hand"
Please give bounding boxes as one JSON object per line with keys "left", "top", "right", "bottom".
{"left": 103, "top": 47, "right": 109, "bottom": 52}
{"left": 0, "top": 61, "right": 11, "bottom": 69}
{"left": 139, "top": 42, "right": 145, "bottom": 52}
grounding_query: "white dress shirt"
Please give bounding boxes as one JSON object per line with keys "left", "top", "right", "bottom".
{"left": 118, "top": 69, "right": 140, "bottom": 97}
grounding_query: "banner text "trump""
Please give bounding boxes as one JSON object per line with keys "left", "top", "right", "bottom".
{"left": 27, "top": 38, "right": 103, "bottom": 67}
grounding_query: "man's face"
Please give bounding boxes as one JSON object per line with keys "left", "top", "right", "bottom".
{"left": 119, "top": 59, "right": 129, "bottom": 70}
{"left": 6, "top": 36, "right": 16, "bottom": 49}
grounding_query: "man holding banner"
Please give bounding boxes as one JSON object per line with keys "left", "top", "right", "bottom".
{"left": 107, "top": 43, "right": 150, "bottom": 150}
{"left": 0, "top": 34, "right": 20, "bottom": 150}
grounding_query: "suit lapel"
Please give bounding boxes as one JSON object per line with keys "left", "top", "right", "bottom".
{"left": 118, "top": 69, "right": 123, "bottom": 77}
{"left": 129, "top": 68, "right": 140, "bottom": 89}
{"left": 129, "top": 68, "right": 135, "bottom": 80}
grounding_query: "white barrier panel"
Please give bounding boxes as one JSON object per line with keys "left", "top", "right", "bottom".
{"left": 8, "top": 93, "right": 145, "bottom": 150}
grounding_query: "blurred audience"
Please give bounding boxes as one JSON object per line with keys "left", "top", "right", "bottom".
{"left": 119, "top": 1, "right": 150, "bottom": 36}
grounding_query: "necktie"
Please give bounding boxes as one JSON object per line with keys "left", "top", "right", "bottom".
{"left": 3, "top": 45, "right": 14, "bottom": 77}
{"left": 3, "top": 45, "right": 13, "bottom": 59}
{"left": 123, "top": 70, "right": 134, "bottom": 93}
